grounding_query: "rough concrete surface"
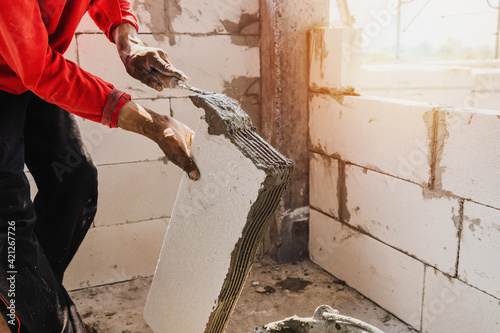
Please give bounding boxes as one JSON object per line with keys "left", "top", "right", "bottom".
{"left": 260, "top": 0, "right": 330, "bottom": 263}
{"left": 66, "top": 258, "right": 416, "bottom": 333}
{"left": 166, "top": 0, "right": 260, "bottom": 34}
{"left": 309, "top": 28, "right": 362, "bottom": 92}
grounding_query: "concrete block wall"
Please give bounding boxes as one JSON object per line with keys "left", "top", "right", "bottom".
{"left": 360, "top": 64, "right": 500, "bottom": 111}
{"left": 308, "top": 28, "right": 500, "bottom": 332}
{"left": 24, "top": 0, "right": 260, "bottom": 290}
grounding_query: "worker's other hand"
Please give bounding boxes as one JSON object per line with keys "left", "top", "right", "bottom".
{"left": 155, "top": 115, "right": 199, "bottom": 180}
{"left": 113, "top": 23, "right": 188, "bottom": 92}
{"left": 117, "top": 101, "right": 200, "bottom": 180}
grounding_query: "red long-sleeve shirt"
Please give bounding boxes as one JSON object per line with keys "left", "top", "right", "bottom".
{"left": 0, "top": 0, "right": 139, "bottom": 127}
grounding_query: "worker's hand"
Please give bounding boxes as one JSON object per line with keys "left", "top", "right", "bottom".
{"left": 117, "top": 101, "right": 200, "bottom": 180}
{"left": 113, "top": 23, "right": 188, "bottom": 92}
{"left": 155, "top": 115, "right": 199, "bottom": 180}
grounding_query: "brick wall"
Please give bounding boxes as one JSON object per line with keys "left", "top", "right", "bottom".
{"left": 308, "top": 28, "right": 500, "bottom": 332}
{"left": 25, "top": 0, "right": 260, "bottom": 290}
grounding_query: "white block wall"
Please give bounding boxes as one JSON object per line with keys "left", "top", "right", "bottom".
{"left": 309, "top": 94, "right": 434, "bottom": 185}
{"left": 439, "top": 108, "right": 500, "bottom": 208}
{"left": 309, "top": 28, "right": 500, "bottom": 333}
{"left": 24, "top": 0, "right": 260, "bottom": 290}
{"left": 360, "top": 63, "right": 500, "bottom": 111}
{"left": 309, "top": 210, "right": 425, "bottom": 328}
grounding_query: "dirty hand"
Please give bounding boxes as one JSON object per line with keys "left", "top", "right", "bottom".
{"left": 117, "top": 101, "right": 200, "bottom": 180}
{"left": 113, "top": 23, "right": 188, "bottom": 91}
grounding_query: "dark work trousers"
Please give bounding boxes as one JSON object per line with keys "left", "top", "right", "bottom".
{"left": 0, "top": 90, "right": 98, "bottom": 332}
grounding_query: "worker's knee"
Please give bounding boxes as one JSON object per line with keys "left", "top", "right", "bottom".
{"left": 52, "top": 148, "right": 97, "bottom": 188}
{"left": 72, "top": 153, "right": 98, "bottom": 192}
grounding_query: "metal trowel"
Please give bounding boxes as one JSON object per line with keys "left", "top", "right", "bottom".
{"left": 163, "top": 76, "right": 214, "bottom": 95}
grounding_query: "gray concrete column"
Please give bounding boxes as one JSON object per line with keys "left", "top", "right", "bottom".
{"left": 260, "top": 0, "right": 330, "bottom": 262}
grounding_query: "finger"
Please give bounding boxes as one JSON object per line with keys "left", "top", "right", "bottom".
{"left": 157, "top": 136, "right": 199, "bottom": 180}
{"left": 184, "top": 160, "right": 200, "bottom": 181}
{"left": 154, "top": 51, "right": 189, "bottom": 82}
{"left": 140, "top": 72, "right": 164, "bottom": 92}
{"left": 176, "top": 151, "right": 200, "bottom": 181}
{"left": 148, "top": 53, "right": 175, "bottom": 75}
{"left": 158, "top": 144, "right": 184, "bottom": 170}
{"left": 172, "top": 68, "right": 189, "bottom": 82}
{"left": 186, "top": 130, "right": 195, "bottom": 151}
{"left": 150, "top": 69, "right": 171, "bottom": 87}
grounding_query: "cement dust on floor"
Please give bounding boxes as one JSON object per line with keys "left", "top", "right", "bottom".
{"left": 70, "top": 257, "right": 417, "bottom": 333}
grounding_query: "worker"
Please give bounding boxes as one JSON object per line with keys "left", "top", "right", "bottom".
{"left": 0, "top": 0, "right": 200, "bottom": 332}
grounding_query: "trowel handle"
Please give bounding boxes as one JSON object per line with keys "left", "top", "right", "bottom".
{"left": 162, "top": 76, "right": 212, "bottom": 94}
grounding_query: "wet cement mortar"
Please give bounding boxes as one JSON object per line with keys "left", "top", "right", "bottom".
{"left": 69, "top": 257, "right": 417, "bottom": 333}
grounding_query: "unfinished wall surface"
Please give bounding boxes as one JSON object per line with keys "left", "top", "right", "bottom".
{"left": 260, "top": 0, "right": 330, "bottom": 263}
{"left": 308, "top": 28, "right": 500, "bottom": 332}
{"left": 360, "top": 64, "right": 500, "bottom": 111}
{"left": 24, "top": 0, "right": 260, "bottom": 290}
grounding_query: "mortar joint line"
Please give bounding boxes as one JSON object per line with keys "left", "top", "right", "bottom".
{"left": 312, "top": 207, "right": 500, "bottom": 302}
{"left": 314, "top": 208, "right": 452, "bottom": 280}
{"left": 169, "top": 97, "right": 174, "bottom": 117}
{"left": 74, "top": 34, "right": 81, "bottom": 66}
{"left": 429, "top": 107, "right": 440, "bottom": 190}
{"left": 454, "top": 199, "right": 465, "bottom": 278}
{"left": 309, "top": 148, "right": 465, "bottom": 201}
{"left": 464, "top": 198, "right": 500, "bottom": 212}
{"left": 337, "top": 161, "right": 348, "bottom": 223}
{"left": 420, "top": 265, "right": 427, "bottom": 332}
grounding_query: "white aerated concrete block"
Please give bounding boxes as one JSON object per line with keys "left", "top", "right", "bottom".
{"left": 309, "top": 28, "right": 362, "bottom": 91}
{"left": 144, "top": 94, "right": 292, "bottom": 333}
{"left": 76, "top": 13, "right": 100, "bottom": 34}
{"left": 129, "top": 0, "right": 166, "bottom": 33}
{"left": 361, "top": 88, "right": 471, "bottom": 106}
{"left": 470, "top": 70, "right": 500, "bottom": 110}
{"left": 309, "top": 152, "right": 339, "bottom": 219}
{"left": 76, "top": 1, "right": 166, "bottom": 34}
{"left": 309, "top": 209, "right": 425, "bottom": 329}
{"left": 146, "top": 120, "right": 263, "bottom": 332}
{"left": 170, "top": 97, "right": 205, "bottom": 131}
{"left": 309, "top": 94, "right": 434, "bottom": 185}
{"left": 360, "top": 65, "right": 472, "bottom": 90}
{"left": 167, "top": 0, "right": 259, "bottom": 34}
{"left": 471, "top": 69, "right": 500, "bottom": 93}
{"left": 359, "top": 65, "right": 473, "bottom": 105}
{"left": 422, "top": 267, "right": 500, "bottom": 333}
{"left": 77, "top": 34, "right": 259, "bottom": 99}
{"left": 345, "top": 165, "right": 459, "bottom": 274}
{"left": 64, "top": 219, "right": 169, "bottom": 290}
{"left": 439, "top": 108, "right": 500, "bottom": 208}
{"left": 94, "top": 161, "right": 182, "bottom": 226}
{"left": 459, "top": 202, "right": 500, "bottom": 299}
{"left": 78, "top": 99, "right": 170, "bottom": 165}
{"left": 472, "top": 91, "right": 500, "bottom": 110}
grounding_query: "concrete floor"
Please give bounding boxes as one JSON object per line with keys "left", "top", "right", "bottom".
{"left": 69, "top": 257, "right": 417, "bottom": 333}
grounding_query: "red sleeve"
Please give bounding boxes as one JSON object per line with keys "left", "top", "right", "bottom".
{"left": 88, "top": 0, "right": 139, "bottom": 42}
{"left": 0, "top": 1, "right": 129, "bottom": 128}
